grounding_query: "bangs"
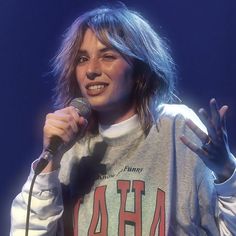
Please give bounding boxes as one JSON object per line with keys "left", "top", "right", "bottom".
{"left": 86, "top": 10, "right": 139, "bottom": 60}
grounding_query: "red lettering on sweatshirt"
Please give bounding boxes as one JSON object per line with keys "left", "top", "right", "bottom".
{"left": 74, "top": 181, "right": 166, "bottom": 235}
{"left": 88, "top": 185, "right": 108, "bottom": 235}
{"left": 117, "top": 180, "right": 145, "bottom": 236}
{"left": 73, "top": 198, "right": 81, "bottom": 236}
{"left": 150, "top": 188, "right": 165, "bottom": 236}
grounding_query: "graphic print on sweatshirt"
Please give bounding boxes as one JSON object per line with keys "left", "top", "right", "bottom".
{"left": 72, "top": 164, "right": 166, "bottom": 236}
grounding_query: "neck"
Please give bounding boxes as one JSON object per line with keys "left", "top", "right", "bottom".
{"left": 97, "top": 103, "right": 137, "bottom": 126}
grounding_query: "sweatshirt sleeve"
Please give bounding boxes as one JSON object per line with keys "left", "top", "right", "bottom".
{"left": 170, "top": 104, "right": 236, "bottom": 235}
{"left": 214, "top": 156, "right": 236, "bottom": 236}
{"left": 10, "top": 163, "right": 64, "bottom": 236}
{"left": 185, "top": 107, "right": 236, "bottom": 235}
{"left": 183, "top": 106, "right": 236, "bottom": 235}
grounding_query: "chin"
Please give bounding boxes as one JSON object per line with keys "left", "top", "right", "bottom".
{"left": 87, "top": 96, "right": 110, "bottom": 111}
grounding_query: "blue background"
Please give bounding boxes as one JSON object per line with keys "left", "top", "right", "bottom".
{"left": 0, "top": 0, "right": 235, "bottom": 234}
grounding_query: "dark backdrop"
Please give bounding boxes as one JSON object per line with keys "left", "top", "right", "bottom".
{"left": 0, "top": 0, "right": 235, "bottom": 234}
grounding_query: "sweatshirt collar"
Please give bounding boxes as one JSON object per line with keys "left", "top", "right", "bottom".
{"left": 98, "top": 115, "right": 143, "bottom": 145}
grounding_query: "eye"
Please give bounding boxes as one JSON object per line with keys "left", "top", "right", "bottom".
{"left": 103, "top": 54, "right": 116, "bottom": 61}
{"left": 77, "top": 55, "right": 88, "bottom": 64}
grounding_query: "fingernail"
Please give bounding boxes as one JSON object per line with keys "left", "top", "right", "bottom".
{"left": 185, "top": 119, "right": 191, "bottom": 125}
{"left": 210, "top": 98, "right": 216, "bottom": 103}
{"left": 199, "top": 108, "right": 204, "bottom": 113}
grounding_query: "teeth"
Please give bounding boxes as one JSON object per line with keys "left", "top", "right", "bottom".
{"left": 88, "top": 85, "right": 105, "bottom": 90}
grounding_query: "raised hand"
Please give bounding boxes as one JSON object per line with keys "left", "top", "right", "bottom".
{"left": 180, "top": 98, "right": 236, "bottom": 183}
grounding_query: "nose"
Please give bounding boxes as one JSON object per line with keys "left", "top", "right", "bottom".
{"left": 86, "top": 58, "right": 101, "bottom": 80}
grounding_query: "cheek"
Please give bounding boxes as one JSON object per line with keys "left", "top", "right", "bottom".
{"left": 75, "top": 68, "right": 84, "bottom": 89}
{"left": 114, "top": 65, "right": 134, "bottom": 91}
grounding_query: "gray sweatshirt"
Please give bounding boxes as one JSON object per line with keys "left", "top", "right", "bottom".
{"left": 11, "top": 104, "right": 236, "bottom": 235}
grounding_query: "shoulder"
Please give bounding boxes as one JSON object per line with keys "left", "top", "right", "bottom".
{"left": 156, "top": 104, "right": 207, "bottom": 133}
{"left": 156, "top": 104, "right": 212, "bottom": 182}
{"left": 158, "top": 104, "right": 196, "bottom": 119}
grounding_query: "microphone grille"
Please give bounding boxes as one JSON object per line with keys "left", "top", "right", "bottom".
{"left": 69, "top": 97, "right": 91, "bottom": 119}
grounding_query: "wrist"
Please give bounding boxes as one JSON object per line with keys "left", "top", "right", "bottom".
{"left": 41, "top": 160, "right": 61, "bottom": 173}
{"left": 214, "top": 154, "right": 236, "bottom": 183}
{"left": 35, "top": 150, "right": 63, "bottom": 173}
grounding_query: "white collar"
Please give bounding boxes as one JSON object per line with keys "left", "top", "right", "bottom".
{"left": 98, "top": 115, "right": 140, "bottom": 139}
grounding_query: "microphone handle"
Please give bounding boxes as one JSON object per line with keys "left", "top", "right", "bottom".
{"left": 35, "top": 136, "right": 63, "bottom": 175}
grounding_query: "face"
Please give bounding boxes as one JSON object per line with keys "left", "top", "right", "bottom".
{"left": 75, "top": 28, "right": 136, "bottom": 123}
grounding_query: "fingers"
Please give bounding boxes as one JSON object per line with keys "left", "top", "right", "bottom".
{"left": 198, "top": 108, "right": 218, "bottom": 141}
{"left": 44, "top": 123, "right": 72, "bottom": 143}
{"left": 180, "top": 135, "right": 208, "bottom": 156}
{"left": 219, "top": 105, "right": 228, "bottom": 130}
{"left": 219, "top": 105, "right": 228, "bottom": 118}
{"left": 209, "top": 98, "right": 220, "bottom": 129}
{"left": 180, "top": 98, "right": 231, "bottom": 176}
{"left": 185, "top": 119, "right": 208, "bottom": 144}
{"left": 180, "top": 118, "right": 210, "bottom": 159}
{"left": 43, "top": 106, "right": 88, "bottom": 148}
{"left": 53, "top": 107, "right": 80, "bottom": 133}
{"left": 198, "top": 98, "right": 229, "bottom": 141}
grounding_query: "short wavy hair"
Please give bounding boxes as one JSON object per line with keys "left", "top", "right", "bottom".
{"left": 53, "top": 4, "right": 177, "bottom": 133}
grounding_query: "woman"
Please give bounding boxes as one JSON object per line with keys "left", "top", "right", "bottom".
{"left": 11, "top": 4, "right": 236, "bottom": 235}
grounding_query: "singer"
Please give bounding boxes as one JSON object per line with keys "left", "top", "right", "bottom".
{"left": 11, "top": 4, "right": 236, "bottom": 235}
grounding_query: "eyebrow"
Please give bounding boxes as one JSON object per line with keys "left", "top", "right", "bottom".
{"left": 78, "top": 47, "right": 116, "bottom": 54}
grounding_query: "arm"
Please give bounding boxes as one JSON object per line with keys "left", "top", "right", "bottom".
{"left": 11, "top": 106, "right": 88, "bottom": 235}
{"left": 180, "top": 98, "right": 236, "bottom": 235}
{"left": 215, "top": 164, "right": 236, "bottom": 235}
{"left": 10, "top": 165, "right": 64, "bottom": 236}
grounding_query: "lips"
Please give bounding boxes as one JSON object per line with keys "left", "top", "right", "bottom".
{"left": 85, "top": 82, "right": 109, "bottom": 96}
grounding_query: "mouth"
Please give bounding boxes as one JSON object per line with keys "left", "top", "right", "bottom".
{"left": 85, "top": 82, "right": 109, "bottom": 96}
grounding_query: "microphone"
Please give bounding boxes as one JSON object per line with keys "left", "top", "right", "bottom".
{"left": 34, "top": 97, "right": 91, "bottom": 175}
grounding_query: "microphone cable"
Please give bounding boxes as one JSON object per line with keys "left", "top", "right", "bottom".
{"left": 24, "top": 97, "right": 91, "bottom": 236}
{"left": 25, "top": 158, "right": 50, "bottom": 236}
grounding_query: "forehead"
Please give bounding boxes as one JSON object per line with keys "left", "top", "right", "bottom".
{"left": 80, "top": 28, "right": 108, "bottom": 50}
{"left": 79, "top": 27, "right": 133, "bottom": 65}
